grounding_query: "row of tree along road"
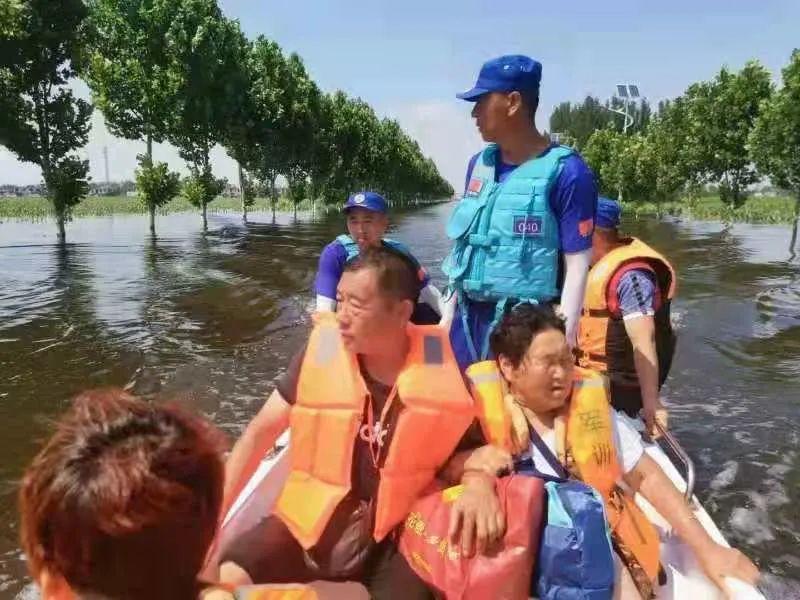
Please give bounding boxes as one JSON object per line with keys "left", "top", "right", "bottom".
{"left": 0, "top": 0, "right": 454, "bottom": 240}
{"left": 550, "top": 52, "right": 800, "bottom": 216}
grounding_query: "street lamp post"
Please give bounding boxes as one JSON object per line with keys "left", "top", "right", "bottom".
{"left": 606, "top": 84, "right": 641, "bottom": 203}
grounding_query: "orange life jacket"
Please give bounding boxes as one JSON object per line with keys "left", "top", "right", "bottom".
{"left": 202, "top": 582, "right": 319, "bottom": 600}
{"left": 563, "top": 368, "right": 661, "bottom": 592}
{"left": 274, "top": 312, "right": 475, "bottom": 549}
{"left": 577, "top": 238, "right": 677, "bottom": 400}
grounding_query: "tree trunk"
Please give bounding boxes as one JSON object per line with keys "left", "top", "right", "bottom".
{"left": 239, "top": 162, "right": 247, "bottom": 223}
{"left": 145, "top": 134, "right": 156, "bottom": 236}
{"left": 202, "top": 202, "right": 208, "bottom": 231}
{"left": 269, "top": 175, "right": 277, "bottom": 217}
{"left": 790, "top": 193, "right": 800, "bottom": 261}
{"left": 56, "top": 213, "right": 66, "bottom": 243}
{"left": 149, "top": 204, "right": 156, "bottom": 235}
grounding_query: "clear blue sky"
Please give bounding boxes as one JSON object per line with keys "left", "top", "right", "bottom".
{"left": 1, "top": 0, "right": 798, "bottom": 189}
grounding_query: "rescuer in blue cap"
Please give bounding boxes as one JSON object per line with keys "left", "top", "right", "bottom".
{"left": 442, "top": 54, "right": 598, "bottom": 371}
{"left": 576, "top": 197, "right": 677, "bottom": 437}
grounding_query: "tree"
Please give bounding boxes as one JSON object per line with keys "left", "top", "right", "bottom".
{"left": 278, "top": 53, "right": 324, "bottom": 213}
{"left": 236, "top": 36, "right": 291, "bottom": 214}
{"left": 180, "top": 169, "right": 225, "bottom": 221}
{"left": 135, "top": 156, "right": 180, "bottom": 225}
{"left": 643, "top": 97, "right": 696, "bottom": 203}
{"left": 750, "top": 50, "right": 800, "bottom": 215}
{"left": 0, "top": 0, "right": 92, "bottom": 241}
{"left": 82, "top": 0, "right": 186, "bottom": 234}
{"left": 583, "top": 128, "right": 626, "bottom": 197}
{"left": 166, "top": 2, "right": 249, "bottom": 229}
{"left": 683, "top": 61, "right": 772, "bottom": 206}
{"left": 0, "top": 0, "right": 23, "bottom": 37}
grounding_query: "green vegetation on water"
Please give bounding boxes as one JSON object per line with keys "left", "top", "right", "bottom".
{"left": 0, "top": 195, "right": 446, "bottom": 221}
{"left": 3, "top": 194, "right": 796, "bottom": 225}
{"left": 624, "top": 195, "right": 799, "bottom": 224}
{"left": 0, "top": 195, "right": 320, "bottom": 220}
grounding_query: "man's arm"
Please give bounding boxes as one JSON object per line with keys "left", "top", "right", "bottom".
{"left": 624, "top": 315, "right": 665, "bottom": 435}
{"left": 560, "top": 249, "right": 592, "bottom": 347}
{"left": 223, "top": 389, "right": 292, "bottom": 500}
{"left": 550, "top": 156, "right": 597, "bottom": 348}
{"left": 624, "top": 455, "right": 759, "bottom": 591}
{"left": 616, "top": 269, "right": 666, "bottom": 435}
{"left": 313, "top": 243, "right": 345, "bottom": 311}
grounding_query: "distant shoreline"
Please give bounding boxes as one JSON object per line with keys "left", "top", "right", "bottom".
{"left": 623, "top": 195, "right": 798, "bottom": 224}
{"left": 0, "top": 195, "right": 448, "bottom": 222}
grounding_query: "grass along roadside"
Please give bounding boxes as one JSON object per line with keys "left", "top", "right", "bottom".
{"left": 623, "top": 195, "right": 799, "bottom": 224}
{"left": 0, "top": 195, "right": 324, "bottom": 220}
{"left": 0, "top": 195, "right": 448, "bottom": 221}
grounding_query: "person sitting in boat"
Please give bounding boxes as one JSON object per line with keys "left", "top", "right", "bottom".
{"left": 220, "top": 246, "right": 497, "bottom": 599}
{"left": 485, "top": 303, "right": 758, "bottom": 598}
{"left": 314, "top": 190, "right": 443, "bottom": 323}
{"left": 443, "top": 54, "right": 597, "bottom": 373}
{"left": 575, "top": 198, "right": 677, "bottom": 438}
{"left": 18, "top": 388, "right": 366, "bottom": 600}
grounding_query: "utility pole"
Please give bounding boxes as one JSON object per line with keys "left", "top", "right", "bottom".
{"left": 103, "top": 146, "right": 110, "bottom": 184}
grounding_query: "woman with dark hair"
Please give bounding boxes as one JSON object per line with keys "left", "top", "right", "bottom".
{"left": 488, "top": 304, "right": 758, "bottom": 598}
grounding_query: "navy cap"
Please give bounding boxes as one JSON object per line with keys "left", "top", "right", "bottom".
{"left": 457, "top": 55, "right": 542, "bottom": 102}
{"left": 597, "top": 197, "right": 621, "bottom": 229}
{"left": 343, "top": 191, "right": 388, "bottom": 214}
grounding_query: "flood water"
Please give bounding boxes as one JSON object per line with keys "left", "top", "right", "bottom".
{"left": 1, "top": 204, "right": 799, "bottom": 598}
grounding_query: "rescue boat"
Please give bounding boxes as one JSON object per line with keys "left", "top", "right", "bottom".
{"left": 207, "top": 427, "right": 766, "bottom": 600}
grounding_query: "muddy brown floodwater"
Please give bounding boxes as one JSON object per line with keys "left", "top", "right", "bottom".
{"left": 1, "top": 204, "right": 798, "bottom": 598}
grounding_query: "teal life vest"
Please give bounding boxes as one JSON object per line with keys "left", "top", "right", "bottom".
{"left": 442, "top": 144, "right": 571, "bottom": 303}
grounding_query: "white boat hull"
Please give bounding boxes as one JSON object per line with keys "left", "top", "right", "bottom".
{"left": 211, "top": 429, "right": 764, "bottom": 600}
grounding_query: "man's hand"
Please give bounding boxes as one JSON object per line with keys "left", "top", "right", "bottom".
{"left": 448, "top": 473, "right": 505, "bottom": 558}
{"left": 462, "top": 444, "right": 513, "bottom": 477}
{"left": 642, "top": 398, "right": 668, "bottom": 440}
{"left": 698, "top": 543, "right": 759, "bottom": 596}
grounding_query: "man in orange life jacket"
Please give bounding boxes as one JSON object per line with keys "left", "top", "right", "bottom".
{"left": 220, "top": 246, "right": 501, "bottom": 600}
{"left": 576, "top": 198, "right": 677, "bottom": 437}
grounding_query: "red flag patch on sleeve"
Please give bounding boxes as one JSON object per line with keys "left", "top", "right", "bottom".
{"left": 466, "top": 178, "right": 484, "bottom": 196}
{"left": 579, "top": 218, "right": 594, "bottom": 237}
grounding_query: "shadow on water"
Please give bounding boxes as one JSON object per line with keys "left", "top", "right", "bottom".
{"left": 0, "top": 205, "right": 799, "bottom": 598}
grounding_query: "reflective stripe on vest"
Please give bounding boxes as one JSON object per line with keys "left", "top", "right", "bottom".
{"left": 567, "top": 367, "right": 661, "bottom": 587}
{"left": 465, "top": 360, "right": 512, "bottom": 451}
{"left": 233, "top": 584, "right": 319, "bottom": 600}
{"left": 442, "top": 144, "right": 569, "bottom": 303}
{"left": 577, "top": 237, "right": 676, "bottom": 376}
{"left": 274, "top": 312, "right": 475, "bottom": 548}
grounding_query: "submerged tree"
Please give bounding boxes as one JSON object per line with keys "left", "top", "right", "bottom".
{"left": 0, "top": 0, "right": 92, "bottom": 241}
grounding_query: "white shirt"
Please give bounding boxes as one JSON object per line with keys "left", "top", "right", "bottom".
{"left": 521, "top": 408, "right": 644, "bottom": 478}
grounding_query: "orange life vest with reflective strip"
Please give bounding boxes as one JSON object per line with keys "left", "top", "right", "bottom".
{"left": 577, "top": 238, "right": 676, "bottom": 389}
{"left": 201, "top": 582, "right": 319, "bottom": 600}
{"left": 565, "top": 368, "right": 661, "bottom": 589}
{"left": 231, "top": 584, "right": 319, "bottom": 599}
{"left": 274, "top": 312, "right": 475, "bottom": 549}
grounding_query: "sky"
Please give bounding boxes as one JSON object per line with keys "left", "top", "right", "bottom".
{"left": 1, "top": 0, "right": 798, "bottom": 191}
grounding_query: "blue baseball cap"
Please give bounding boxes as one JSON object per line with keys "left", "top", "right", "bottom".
{"left": 597, "top": 197, "right": 622, "bottom": 229}
{"left": 457, "top": 55, "right": 542, "bottom": 102}
{"left": 343, "top": 191, "right": 388, "bottom": 214}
